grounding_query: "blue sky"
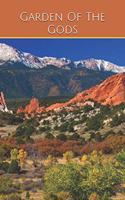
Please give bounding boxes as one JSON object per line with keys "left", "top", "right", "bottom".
{"left": 0, "top": 39, "right": 125, "bottom": 65}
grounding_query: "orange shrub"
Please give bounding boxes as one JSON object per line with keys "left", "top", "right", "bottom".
{"left": 82, "top": 135, "right": 125, "bottom": 154}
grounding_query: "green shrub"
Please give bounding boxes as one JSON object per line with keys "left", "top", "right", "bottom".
{"left": 59, "top": 122, "right": 69, "bottom": 132}
{"left": 68, "top": 133, "right": 80, "bottom": 140}
{"left": 45, "top": 133, "right": 55, "bottom": 139}
{"left": 0, "top": 146, "right": 7, "bottom": 162}
{"left": 67, "top": 124, "right": 74, "bottom": 133}
{"left": 44, "top": 163, "right": 83, "bottom": 200}
{"left": 86, "top": 115, "right": 102, "bottom": 131}
{"left": 116, "top": 150, "right": 125, "bottom": 164}
{"left": 44, "top": 155, "right": 121, "bottom": 200}
{"left": 26, "top": 191, "right": 30, "bottom": 200}
{"left": 15, "top": 123, "right": 34, "bottom": 138}
{"left": 0, "top": 112, "right": 23, "bottom": 125}
{"left": 0, "top": 176, "right": 13, "bottom": 194}
{"left": 15, "top": 120, "right": 36, "bottom": 144}
{"left": 94, "top": 132, "right": 102, "bottom": 142}
{"left": 56, "top": 134, "right": 67, "bottom": 141}
{"left": 0, "top": 193, "right": 22, "bottom": 200}
{"left": 0, "top": 144, "right": 11, "bottom": 162}
{"left": 8, "top": 160, "right": 20, "bottom": 174}
{"left": 83, "top": 105, "right": 94, "bottom": 113}
{"left": 100, "top": 106, "right": 111, "bottom": 116}
{"left": 110, "top": 114, "right": 125, "bottom": 127}
{"left": 81, "top": 164, "right": 120, "bottom": 197}
{"left": 0, "top": 162, "right": 9, "bottom": 172}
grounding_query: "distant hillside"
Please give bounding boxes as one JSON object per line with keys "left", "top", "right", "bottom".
{"left": 0, "top": 65, "right": 114, "bottom": 99}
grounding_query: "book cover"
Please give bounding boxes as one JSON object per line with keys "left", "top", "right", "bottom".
{"left": 0, "top": 1, "right": 125, "bottom": 200}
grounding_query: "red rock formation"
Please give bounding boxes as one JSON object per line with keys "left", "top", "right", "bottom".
{"left": 17, "top": 73, "right": 125, "bottom": 114}
{"left": 46, "top": 73, "right": 125, "bottom": 110}
{"left": 25, "top": 98, "right": 39, "bottom": 114}
{"left": 0, "top": 92, "right": 8, "bottom": 112}
{"left": 46, "top": 103, "right": 67, "bottom": 111}
{"left": 36, "top": 106, "right": 46, "bottom": 113}
{"left": 68, "top": 73, "right": 125, "bottom": 106}
{"left": 17, "top": 107, "right": 24, "bottom": 114}
{"left": 17, "top": 98, "right": 46, "bottom": 114}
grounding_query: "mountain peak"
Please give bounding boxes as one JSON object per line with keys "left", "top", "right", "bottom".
{"left": 0, "top": 43, "right": 12, "bottom": 49}
{"left": 0, "top": 43, "right": 23, "bottom": 65}
{"left": 0, "top": 43, "right": 125, "bottom": 73}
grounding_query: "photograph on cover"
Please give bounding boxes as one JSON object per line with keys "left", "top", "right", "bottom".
{"left": 0, "top": 38, "right": 125, "bottom": 200}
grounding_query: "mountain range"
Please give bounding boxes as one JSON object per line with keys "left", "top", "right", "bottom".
{"left": 0, "top": 43, "right": 125, "bottom": 99}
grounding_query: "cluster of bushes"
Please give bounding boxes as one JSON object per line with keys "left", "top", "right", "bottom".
{"left": 0, "top": 194, "right": 21, "bottom": 200}
{"left": 0, "top": 111, "right": 23, "bottom": 126}
{"left": 14, "top": 118, "right": 39, "bottom": 144}
{"left": 86, "top": 114, "right": 103, "bottom": 131}
{"left": 0, "top": 144, "right": 11, "bottom": 162}
{"left": 0, "top": 160, "right": 20, "bottom": 174}
{"left": 1, "top": 134, "right": 125, "bottom": 160}
{"left": 0, "top": 175, "right": 20, "bottom": 198}
{"left": 39, "top": 103, "right": 125, "bottom": 138}
{"left": 56, "top": 133, "right": 81, "bottom": 141}
{"left": 26, "top": 139, "right": 83, "bottom": 157}
{"left": 0, "top": 145, "right": 20, "bottom": 174}
{"left": 0, "top": 138, "right": 16, "bottom": 148}
{"left": 22, "top": 135, "right": 125, "bottom": 158}
{"left": 56, "top": 122, "right": 75, "bottom": 133}
{"left": 0, "top": 144, "right": 27, "bottom": 175}
{"left": 43, "top": 151, "right": 123, "bottom": 200}
{"left": 110, "top": 113, "right": 125, "bottom": 127}
{"left": 44, "top": 132, "right": 82, "bottom": 142}
{"left": 82, "top": 135, "right": 125, "bottom": 154}
{"left": 85, "top": 103, "right": 125, "bottom": 131}
{"left": 85, "top": 104, "right": 115, "bottom": 131}
{"left": 12, "top": 102, "right": 125, "bottom": 145}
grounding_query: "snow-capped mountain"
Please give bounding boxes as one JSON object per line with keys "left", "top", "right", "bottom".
{"left": 0, "top": 43, "right": 71, "bottom": 69}
{"left": 74, "top": 59, "right": 125, "bottom": 73}
{"left": 0, "top": 43, "right": 24, "bottom": 64}
{"left": 0, "top": 43, "right": 125, "bottom": 73}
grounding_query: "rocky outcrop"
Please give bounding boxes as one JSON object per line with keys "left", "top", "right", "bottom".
{"left": 17, "top": 73, "right": 125, "bottom": 114}
{"left": 25, "top": 98, "right": 39, "bottom": 114}
{"left": 0, "top": 92, "right": 9, "bottom": 112}
{"left": 17, "top": 98, "right": 46, "bottom": 115}
{"left": 46, "top": 73, "right": 125, "bottom": 110}
{"left": 67, "top": 73, "right": 125, "bottom": 106}
{"left": 46, "top": 103, "right": 67, "bottom": 111}
{"left": 17, "top": 107, "right": 24, "bottom": 114}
